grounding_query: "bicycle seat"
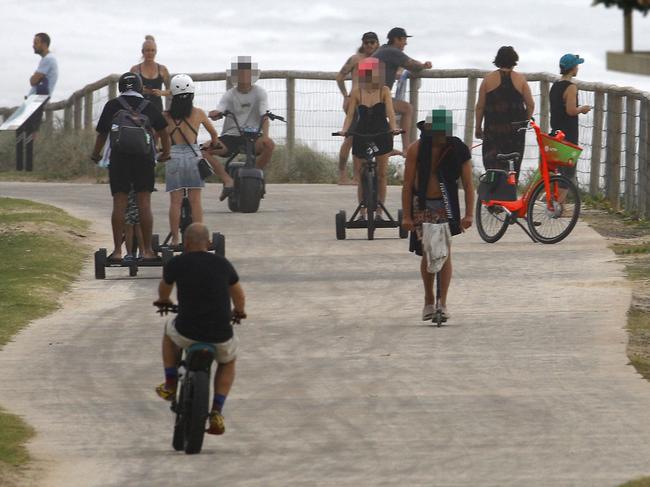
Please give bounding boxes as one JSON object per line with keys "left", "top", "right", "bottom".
{"left": 185, "top": 343, "right": 217, "bottom": 371}
{"left": 496, "top": 152, "right": 521, "bottom": 161}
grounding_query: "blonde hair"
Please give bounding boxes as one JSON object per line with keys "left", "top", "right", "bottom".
{"left": 142, "top": 35, "right": 156, "bottom": 51}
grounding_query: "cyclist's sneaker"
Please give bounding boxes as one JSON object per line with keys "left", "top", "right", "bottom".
{"left": 207, "top": 411, "right": 225, "bottom": 435}
{"left": 422, "top": 304, "right": 434, "bottom": 321}
{"left": 155, "top": 383, "right": 176, "bottom": 401}
{"left": 441, "top": 306, "right": 450, "bottom": 322}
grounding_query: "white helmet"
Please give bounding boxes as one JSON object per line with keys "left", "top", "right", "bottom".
{"left": 170, "top": 74, "right": 195, "bottom": 96}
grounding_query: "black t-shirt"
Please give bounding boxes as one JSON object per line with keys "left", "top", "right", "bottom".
{"left": 96, "top": 95, "right": 168, "bottom": 134}
{"left": 163, "top": 251, "right": 239, "bottom": 343}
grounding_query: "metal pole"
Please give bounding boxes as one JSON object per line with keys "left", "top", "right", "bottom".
{"left": 286, "top": 76, "right": 295, "bottom": 171}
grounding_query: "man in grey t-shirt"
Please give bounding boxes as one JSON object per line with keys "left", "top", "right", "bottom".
{"left": 29, "top": 32, "right": 58, "bottom": 96}
{"left": 208, "top": 58, "right": 275, "bottom": 170}
{"left": 374, "top": 27, "right": 431, "bottom": 149}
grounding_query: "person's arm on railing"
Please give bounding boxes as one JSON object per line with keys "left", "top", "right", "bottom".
{"left": 563, "top": 84, "right": 591, "bottom": 116}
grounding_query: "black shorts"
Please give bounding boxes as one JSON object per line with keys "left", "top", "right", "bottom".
{"left": 219, "top": 135, "right": 246, "bottom": 157}
{"left": 108, "top": 153, "right": 155, "bottom": 195}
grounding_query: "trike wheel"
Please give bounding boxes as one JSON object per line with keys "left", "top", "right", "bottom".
{"left": 526, "top": 175, "right": 580, "bottom": 244}
{"left": 335, "top": 210, "right": 346, "bottom": 240}
{"left": 475, "top": 198, "right": 509, "bottom": 243}
{"left": 94, "top": 248, "right": 107, "bottom": 280}
{"left": 212, "top": 232, "right": 226, "bottom": 257}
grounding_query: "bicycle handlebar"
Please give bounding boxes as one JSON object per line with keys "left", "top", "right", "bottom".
{"left": 332, "top": 129, "right": 404, "bottom": 137}
{"left": 154, "top": 302, "right": 246, "bottom": 324}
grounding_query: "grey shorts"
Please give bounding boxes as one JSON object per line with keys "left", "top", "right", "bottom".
{"left": 165, "top": 319, "right": 239, "bottom": 364}
{"left": 165, "top": 145, "right": 204, "bottom": 192}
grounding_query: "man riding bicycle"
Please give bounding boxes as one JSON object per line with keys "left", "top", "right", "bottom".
{"left": 155, "top": 223, "right": 246, "bottom": 435}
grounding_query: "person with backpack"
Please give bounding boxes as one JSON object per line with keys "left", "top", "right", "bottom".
{"left": 91, "top": 72, "right": 170, "bottom": 263}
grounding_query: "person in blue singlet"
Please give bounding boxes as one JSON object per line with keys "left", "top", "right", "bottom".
{"left": 338, "top": 57, "right": 399, "bottom": 220}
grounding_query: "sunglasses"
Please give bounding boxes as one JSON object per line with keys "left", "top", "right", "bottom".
{"left": 363, "top": 40, "right": 378, "bottom": 45}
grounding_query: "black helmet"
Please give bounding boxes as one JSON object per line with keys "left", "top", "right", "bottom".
{"left": 118, "top": 72, "right": 143, "bottom": 93}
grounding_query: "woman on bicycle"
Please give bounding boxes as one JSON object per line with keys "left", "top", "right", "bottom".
{"left": 163, "top": 74, "right": 222, "bottom": 248}
{"left": 339, "top": 57, "right": 399, "bottom": 220}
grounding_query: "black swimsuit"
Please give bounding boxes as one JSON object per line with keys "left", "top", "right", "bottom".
{"left": 137, "top": 63, "right": 164, "bottom": 113}
{"left": 351, "top": 90, "right": 393, "bottom": 158}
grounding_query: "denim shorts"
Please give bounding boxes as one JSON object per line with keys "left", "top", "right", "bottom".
{"left": 165, "top": 145, "right": 204, "bottom": 192}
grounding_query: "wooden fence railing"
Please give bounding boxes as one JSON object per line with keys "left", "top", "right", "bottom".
{"left": 2, "top": 69, "right": 650, "bottom": 216}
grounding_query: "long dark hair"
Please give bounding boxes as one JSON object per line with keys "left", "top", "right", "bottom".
{"left": 169, "top": 94, "right": 193, "bottom": 120}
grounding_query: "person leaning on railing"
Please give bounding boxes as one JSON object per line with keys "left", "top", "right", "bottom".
{"left": 373, "top": 27, "right": 432, "bottom": 151}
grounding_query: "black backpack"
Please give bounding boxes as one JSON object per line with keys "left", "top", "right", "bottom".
{"left": 109, "top": 97, "right": 154, "bottom": 156}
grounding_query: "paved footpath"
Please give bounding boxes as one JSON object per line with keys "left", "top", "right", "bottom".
{"left": 0, "top": 182, "right": 649, "bottom": 487}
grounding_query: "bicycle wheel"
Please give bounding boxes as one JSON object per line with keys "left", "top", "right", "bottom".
{"left": 183, "top": 371, "right": 210, "bottom": 454}
{"left": 475, "top": 198, "right": 509, "bottom": 243}
{"left": 364, "top": 168, "right": 376, "bottom": 240}
{"left": 526, "top": 175, "right": 580, "bottom": 244}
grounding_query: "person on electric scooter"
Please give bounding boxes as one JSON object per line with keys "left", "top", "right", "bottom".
{"left": 208, "top": 57, "right": 275, "bottom": 200}
{"left": 401, "top": 109, "right": 474, "bottom": 322}
{"left": 163, "top": 73, "right": 233, "bottom": 248}
{"left": 155, "top": 223, "right": 246, "bottom": 435}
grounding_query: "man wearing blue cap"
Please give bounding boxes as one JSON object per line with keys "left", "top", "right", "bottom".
{"left": 549, "top": 54, "right": 591, "bottom": 182}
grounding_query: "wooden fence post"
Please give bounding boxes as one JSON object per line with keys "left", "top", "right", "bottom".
{"left": 464, "top": 76, "right": 477, "bottom": 147}
{"left": 409, "top": 75, "right": 420, "bottom": 147}
{"left": 539, "top": 79, "right": 550, "bottom": 133}
{"left": 84, "top": 91, "right": 94, "bottom": 130}
{"left": 590, "top": 91, "right": 605, "bottom": 195}
{"left": 108, "top": 80, "right": 117, "bottom": 100}
{"left": 73, "top": 94, "right": 83, "bottom": 131}
{"left": 286, "top": 76, "right": 295, "bottom": 171}
{"left": 44, "top": 109, "right": 54, "bottom": 133}
{"left": 605, "top": 91, "right": 623, "bottom": 210}
{"left": 624, "top": 96, "right": 638, "bottom": 213}
{"left": 63, "top": 100, "right": 73, "bottom": 132}
{"left": 638, "top": 99, "right": 647, "bottom": 214}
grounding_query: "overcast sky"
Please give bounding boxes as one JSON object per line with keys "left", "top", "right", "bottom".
{"left": 1, "top": 0, "right": 649, "bottom": 107}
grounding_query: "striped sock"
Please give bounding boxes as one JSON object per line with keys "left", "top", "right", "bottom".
{"left": 213, "top": 393, "right": 227, "bottom": 413}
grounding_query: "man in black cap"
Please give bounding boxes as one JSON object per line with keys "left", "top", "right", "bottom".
{"left": 374, "top": 27, "right": 432, "bottom": 149}
{"left": 335, "top": 31, "right": 379, "bottom": 184}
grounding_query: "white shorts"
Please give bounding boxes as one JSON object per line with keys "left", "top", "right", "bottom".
{"left": 165, "top": 319, "right": 239, "bottom": 364}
